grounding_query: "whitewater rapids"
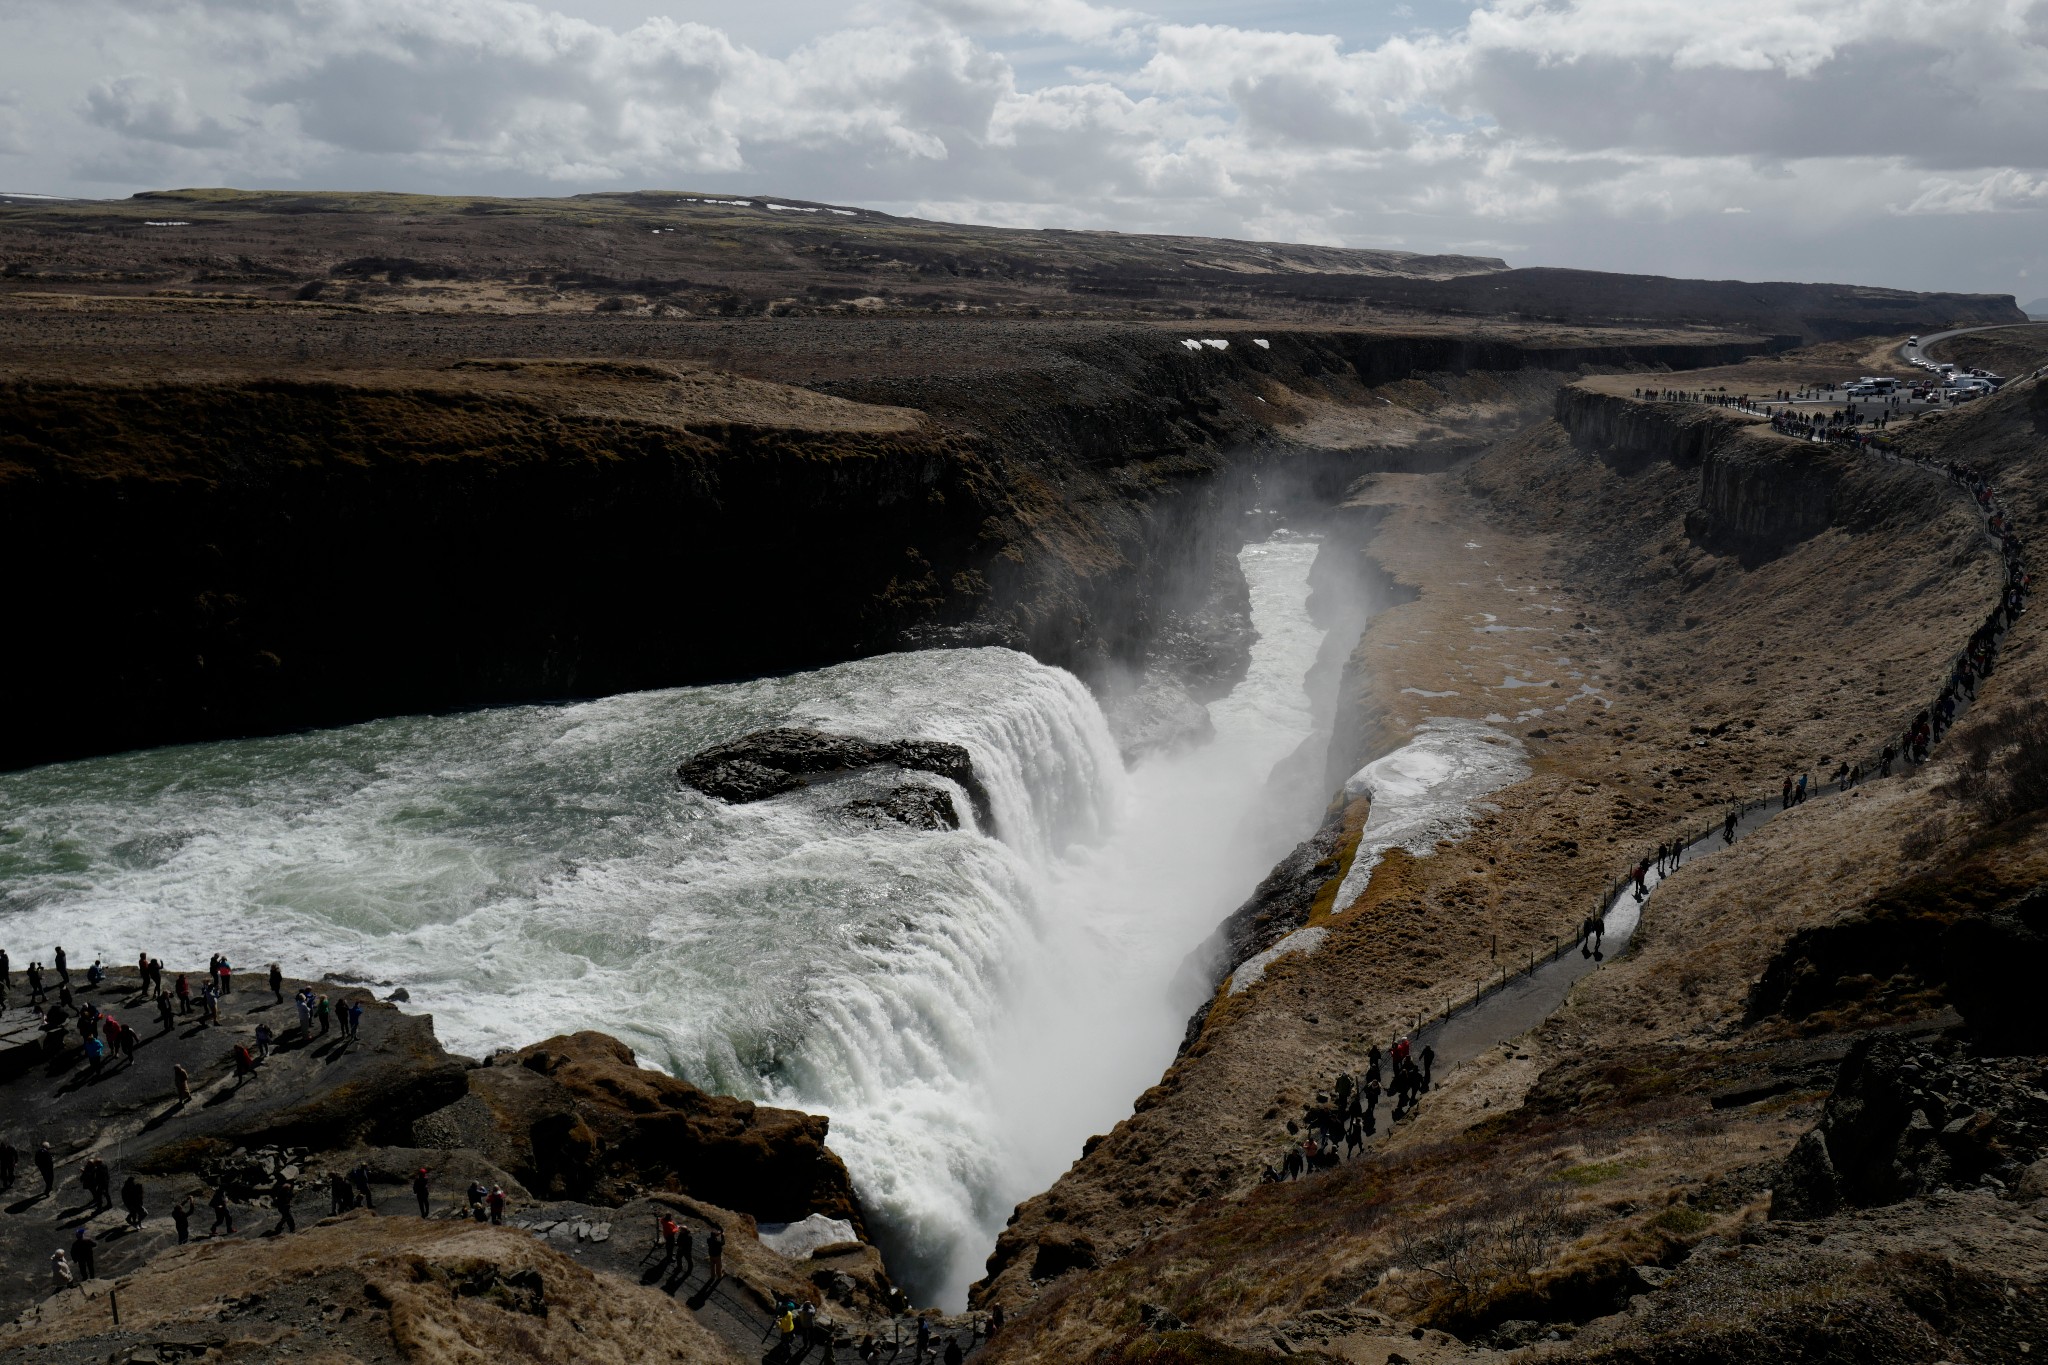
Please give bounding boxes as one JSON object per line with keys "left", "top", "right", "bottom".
{"left": 0, "top": 539, "right": 1330, "bottom": 1305}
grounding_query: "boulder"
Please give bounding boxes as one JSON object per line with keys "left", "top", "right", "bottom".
{"left": 677, "top": 726, "right": 993, "bottom": 830}
{"left": 462, "top": 1031, "right": 868, "bottom": 1236}
{"left": 842, "top": 783, "right": 960, "bottom": 831}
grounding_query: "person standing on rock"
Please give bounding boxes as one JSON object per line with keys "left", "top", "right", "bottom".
{"left": 487, "top": 1184, "right": 506, "bottom": 1225}
{"left": 54, "top": 946, "right": 67, "bottom": 986}
{"left": 35, "top": 1141, "right": 55, "bottom": 1195}
{"left": 171, "top": 1196, "right": 192, "bottom": 1244}
{"left": 0, "top": 1139, "right": 15, "bottom": 1190}
{"left": 175, "top": 973, "right": 191, "bottom": 1015}
{"left": 208, "top": 1184, "right": 236, "bottom": 1236}
{"left": 72, "top": 1226, "right": 96, "bottom": 1280}
{"left": 329, "top": 1171, "right": 355, "bottom": 1215}
{"left": 173, "top": 1062, "right": 191, "bottom": 1106}
{"left": 706, "top": 1225, "right": 726, "bottom": 1285}
{"left": 49, "top": 1248, "right": 74, "bottom": 1295}
{"left": 315, "top": 994, "right": 332, "bottom": 1036}
{"left": 269, "top": 962, "right": 284, "bottom": 1004}
{"left": 156, "top": 990, "right": 174, "bottom": 1033}
{"left": 351, "top": 1161, "right": 375, "bottom": 1211}
{"left": 348, "top": 1000, "right": 365, "bottom": 1040}
{"left": 254, "top": 1022, "right": 273, "bottom": 1060}
{"left": 122, "top": 1174, "right": 148, "bottom": 1227}
{"left": 413, "top": 1167, "right": 431, "bottom": 1218}
{"left": 273, "top": 1177, "right": 297, "bottom": 1234}
{"left": 1421, "top": 1044, "right": 1436, "bottom": 1091}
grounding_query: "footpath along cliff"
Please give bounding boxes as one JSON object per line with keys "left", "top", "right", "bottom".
{"left": 966, "top": 357, "right": 2048, "bottom": 1364}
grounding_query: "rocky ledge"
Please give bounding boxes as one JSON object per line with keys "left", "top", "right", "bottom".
{"left": 676, "top": 726, "right": 995, "bottom": 831}
{"left": 0, "top": 966, "right": 898, "bottom": 1359}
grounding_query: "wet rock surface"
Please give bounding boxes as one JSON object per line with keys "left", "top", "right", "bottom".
{"left": 677, "top": 726, "right": 993, "bottom": 831}
{"left": 841, "top": 784, "right": 961, "bottom": 831}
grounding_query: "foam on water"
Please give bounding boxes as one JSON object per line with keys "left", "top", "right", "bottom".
{"left": 0, "top": 542, "right": 1333, "bottom": 1308}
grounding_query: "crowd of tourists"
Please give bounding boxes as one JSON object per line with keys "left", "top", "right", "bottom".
{"left": 1264, "top": 1038, "right": 1435, "bottom": 1181}
{"left": 0, "top": 948, "right": 397, "bottom": 1295}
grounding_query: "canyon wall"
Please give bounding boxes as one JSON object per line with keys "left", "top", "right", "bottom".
{"left": 0, "top": 327, "right": 1762, "bottom": 769}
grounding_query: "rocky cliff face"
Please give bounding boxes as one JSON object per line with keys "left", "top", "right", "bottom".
{"left": 0, "top": 327, "right": 1764, "bottom": 769}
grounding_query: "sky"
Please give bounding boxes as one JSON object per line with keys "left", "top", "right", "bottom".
{"left": 3, "top": 0, "right": 2047, "bottom": 303}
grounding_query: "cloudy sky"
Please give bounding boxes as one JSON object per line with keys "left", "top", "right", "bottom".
{"left": 3, "top": 0, "right": 2047, "bottom": 302}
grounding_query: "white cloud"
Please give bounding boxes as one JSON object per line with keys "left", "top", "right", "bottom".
{"left": 0, "top": 0, "right": 2044, "bottom": 294}
{"left": 1895, "top": 169, "right": 2048, "bottom": 216}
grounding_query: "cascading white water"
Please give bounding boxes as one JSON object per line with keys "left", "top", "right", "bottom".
{"left": 0, "top": 537, "right": 1332, "bottom": 1308}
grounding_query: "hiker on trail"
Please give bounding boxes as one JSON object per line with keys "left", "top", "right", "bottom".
{"left": 774, "top": 1306, "right": 798, "bottom": 1356}
{"left": 122, "top": 1174, "right": 147, "bottom": 1227}
{"left": 269, "top": 963, "right": 284, "bottom": 1004}
{"left": 944, "top": 1338, "right": 965, "bottom": 1365}
{"left": 413, "top": 1168, "right": 431, "bottom": 1217}
{"left": 171, "top": 1196, "right": 192, "bottom": 1244}
{"left": 209, "top": 1185, "right": 235, "bottom": 1236}
{"left": 706, "top": 1225, "right": 726, "bottom": 1284}
{"left": 917, "top": 1317, "right": 933, "bottom": 1361}
{"left": 1421, "top": 1044, "right": 1436, "bottom": 1090}
{"left": 174, "top": 1063, "right": 191, "bottom": 1105}
{"left": 351, "top": 1162, "right": 375, "bottom": 1210}
{"left": 36, "top": 1141, "right": 55, "bottom": 1194}
{"left": 487, "top": 1185, "right": 506, "bottom": 1225}
{"left": 73, "top": 1226, "right": 96, "bottom": 1280}
{"left": 82, "top": 1157, "right": 111, "bottom": 1213}
{"left": 1632, "top": 858, "right": 1650, "bottom": 898}
{"left": 274, "top": 1177, "right": 297, "bottom": 1234}
{"left": 1363, "top": 1070, "right": 1382, "bottom": 1115}
{"left": 1881, "top": 743, "right": 1896, "bottom": 777}
{"left": 1781, "top": 776, "right": 1793, "bottom": 809}
{"left": 330, "top": 1171, "right": 355, "bottom": 1215}
{"left": 1367, "top": 1043, "right": 1383, "bottom": 1081}
{"left": 657, "top": 1212, "right": 682, "bottom": 1265}
{"left": 1392, "top": 1037, "right": 1411, "bottom": 1067}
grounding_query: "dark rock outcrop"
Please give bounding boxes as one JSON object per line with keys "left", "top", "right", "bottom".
{"left": 1942, "top": 888, "right": 2048, "bottom": 1054}
{"left": 1770, "top": 1033, "right": 2048, "bottom": 1220}
{"left": 451, "top": 1031, "right": 870, "bottom": 1237}
{"left": 842, "top": 784, "right": 961, "bottom": 831}
{"left": 677, "top": 726, "right": 994, "bottom": 832}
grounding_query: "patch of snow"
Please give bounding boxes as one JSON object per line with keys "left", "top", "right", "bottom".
{"left": 1253, "top": 338, "right": 1270, "bottom": 349}
{"left": 827, "top": 208, "right": 857, "bottom": 216}
{"left": 1330, "top": 719, "right": 1530, "bottom": 913}
{"left": 757, "top": 1214, "right": 857, "bottom": 1258}
{"left": 1401, "top": 688, "right": 1460, "bottom": 698}
{"left": 1464, "top": 542, "right": 1483, "bottom": 549}
{"left": 1485, "top": 712, "right": 1511, "bottom": 723}
{"left": 1496, "top": 675, "right": 1548, "bottom": 688}
{"left": 1181, "top": 339, "right": 1204, "bottom": 351}
{"left": 1201, "top": 338, "right": 1229, "bottom": 349}
{"left": 764, "top": 203, "right": 821, "bottom": 213}
{"left": 1229, "top": 927, "right": 1328, "bottom": 995}
{"left": 143, "top": 221, "right": 189, "bottom": 227}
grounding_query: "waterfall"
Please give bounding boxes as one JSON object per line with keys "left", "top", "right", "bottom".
{"left": 0, "top": 541, "right": 1332, "bottom": 1311}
